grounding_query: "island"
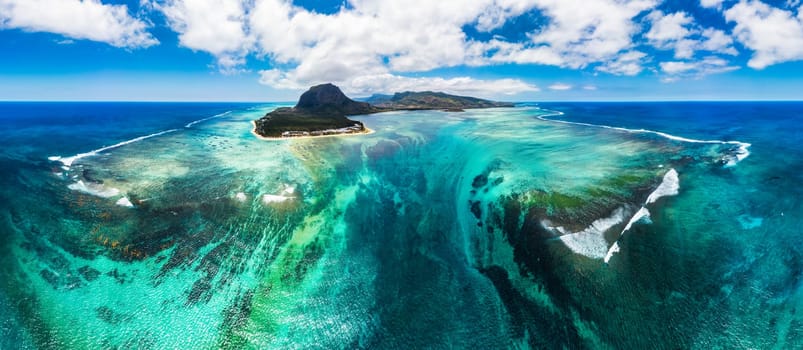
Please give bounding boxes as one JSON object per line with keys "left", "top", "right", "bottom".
{"left": 252, "top": 83, "right": 513, "bottom": 138}
{"left": 252, "top": 83, "right": 379, "bottom": 138}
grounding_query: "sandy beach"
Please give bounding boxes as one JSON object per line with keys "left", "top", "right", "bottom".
{"left": 250, "top": 120, "right": 375, "bottom": 140}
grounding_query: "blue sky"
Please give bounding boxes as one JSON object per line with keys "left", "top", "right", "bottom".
{"left": 1, "top": 0, "right": 802, "bottom": 101}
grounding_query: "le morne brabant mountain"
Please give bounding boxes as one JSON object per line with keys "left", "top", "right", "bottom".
{"left": 252, "top": 83, "right": 514, "bottom": 138}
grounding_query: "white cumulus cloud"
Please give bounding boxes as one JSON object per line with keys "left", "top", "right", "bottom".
{"left": 659, "top": 56, "right": 739, "bottom": 80}
{"left": 700, "top": 0, "right": 724, "bottom": 8}
{"left": 260, "top": 70, "right": 539, "bottom": 97}
{"left": 153, "top": 0, "right": 252, "bottom": 72}
{"left": 660, "top": 61, "right": 698, "bottom": 74}
{"left": 243, "top": 0, "right": 546, "bottom": 95}
{"left": 5, "top": 0, "right": 803, "bottom": 90}
{"left": 646, "top": 11, "right": 694, "bottom": 44}
{"left": 485, "top": 0, "right": 656, "bottom": 70}
{"left": 724, "top": 0, "right": 803, "bottom": 69}
{"left": 131, "top": 0, "right": 803, "bottom": 90}
{"left": 596, "top": 51, "right": 648, "bottom": 76}
{"left": 646, "top": 11, "right": 737, "bottom": 59}
{"left": 548, "top": 83, "right": 572, "bottom": 90}
{"left": 148, "top": 0, "right": 669, "bottom": 92}
{"left": 0, "top": 0, "right": 157, "bottom": 48}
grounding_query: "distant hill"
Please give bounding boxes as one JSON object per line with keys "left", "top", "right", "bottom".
{"left": 366, "top": 91, "right": 514, "bottom": 111}
{"left": 357, "top": 94, "right": 393, "bottom": 104}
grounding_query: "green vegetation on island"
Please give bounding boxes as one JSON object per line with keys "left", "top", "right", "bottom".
{"left": 252, "top": 83, "right": 514, "bottom": 138}
{"left": 253, "top": 83, "right": 378, "bottom": 138}
{"left": 364, "top": 91, "right": 515, "bottom": 111}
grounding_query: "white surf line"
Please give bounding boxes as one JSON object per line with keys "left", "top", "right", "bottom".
{"left": 48, "top": 111, "right": 233, "bottom": 168}
{"left": 48, "top": 128, "right": 180, "bottom": 169}
{"left": 536, "top": 109, "right": 751, "bottom": 167}
{"left": 532, "top": 108, "right": 741, "bottom": 262}
{"left": 185, "top": 111, "right": 231, "bottom": 128}
{"left": 557, "top": 207, "right": 628, "bottom": 259}
{"left": 603, "top": 169, "right": 680, "bottom": 263}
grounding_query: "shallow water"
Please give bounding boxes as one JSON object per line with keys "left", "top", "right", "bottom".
{"left": 0, "top": 102, "right": 800, "bottom": 348}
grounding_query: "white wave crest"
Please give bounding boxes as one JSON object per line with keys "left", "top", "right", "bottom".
{"left": 554, "top": 168, "right": 681, "bottom": 262}
{"left": 623, "top": 207, "right": 651, "bottom": 233}
{"left": 261, "top": 185, "right": 297, "bottom": 205}
{"left": 604, "top": 242, "right": 620, "bottom": 262}
{"left": 49, "top": 129, "right": 179, "bottom": 168}
{"left": 647, "top": 169, "right": 679, "bottom": 204}
{"left": 185, "top": 111, "right": 231, "bottom": 128}
{"left": 604, "top": 169, "right": 680, "bottom": 263}
{"left": 558, "top": 207, "right": 627, "bottom": 259}
{"left": 604, "top": 207, "right": 650, "bottom": 263}
{"left": 68, "top": 181, "right": 120, "bottom": 198}
{"left": 536, "top": 110, "right": 751, "bottom": 166}
{"left": 116, "top": 197, "right": 134, "bottom": 208}
{"left": 50, "top": 110, "right": 232, "bottom": 168}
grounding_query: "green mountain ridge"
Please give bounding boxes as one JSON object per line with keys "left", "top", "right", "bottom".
{"left": 366, "top": 91, "right": 515, "bottom": 110}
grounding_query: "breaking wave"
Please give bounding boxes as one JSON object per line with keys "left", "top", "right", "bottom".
{"left": 185, "top": 111, "right": 231, "bottom": 128}
{"left": 537, "top": 110, "right": 751, "bottom": 167}
{"left": 49, "top": 111, "right": 232, "bottom": 169}
{"left": 604, "top": 169, "right": 680, "bottom": 263}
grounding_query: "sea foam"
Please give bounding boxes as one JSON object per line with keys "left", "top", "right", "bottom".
{"left": 50, "top": 111, "right": 232, "bottom": 169}
{"left": 555, "top": 169, "right": 680, "bottom": 262}
{"left": 558, "top": 207, "right": 627, "bottom": 259}
{"left": 68, "top": 181, "right": 121, "bottom": 198}
{"left": 603, "top": 169, "right": 679, "bottom": 263}
{"left": 646, "top": 169, "right": 679, "bottom": 204}
{"left": 262, "top": 185, "right": 297, "bottom": 204}
{"left": 604, "top": 208, "right": 650, "bottom": 263}
{"left": 185, "top": 111, "right": 231, "bottom": 128}
{"left": 49, "top": 129, "right": 179, "bottom": 169}
{"left": 536, "top": 110, "right": 751, "bottom": 167}
{"left": 262, "top": 194, "right": 292, "bottom": 204}
{"left": 116, "top": 197, "right": 134, "bottom": 208}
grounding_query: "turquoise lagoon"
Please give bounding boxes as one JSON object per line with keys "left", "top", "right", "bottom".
{"left": 0, "top": 102, "right": 800, "bottom": 348}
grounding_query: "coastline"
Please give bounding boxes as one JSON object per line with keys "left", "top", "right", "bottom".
{"left": 249, "top": 106, "right": 517, "bottom": 142}
{"left": 250, "top": 120, "right": 375, "bottom": 141}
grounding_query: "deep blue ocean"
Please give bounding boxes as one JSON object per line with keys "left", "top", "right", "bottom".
{"left": 0, "top": 102, "right": 257, "bottom": 161}
{"left": 0, "top": 101, "right": 800, "bottom": 348}
{"left": 539, "top": 101, "right": 802, "bottom": 162}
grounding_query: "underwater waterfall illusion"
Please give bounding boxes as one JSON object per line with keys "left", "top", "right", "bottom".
{"left": 1, "top": 102, "right": 801, "bottom": 348}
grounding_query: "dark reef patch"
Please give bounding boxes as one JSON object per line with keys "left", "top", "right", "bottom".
{"left": 96, "top": 306, "right": 125, "bottom": 325}
{"left": 78, "top": 265, "right": 101, "bottom": 282}
{"left": 479, "top": 265, "right": 582, "bottom": 348}
{"left": 471, "top": 174, "right": 488, "bottom": 188}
